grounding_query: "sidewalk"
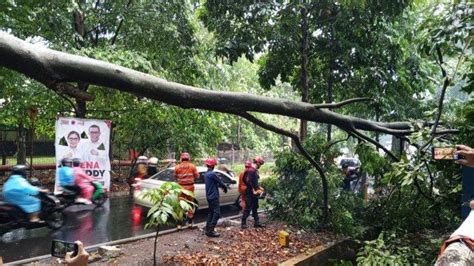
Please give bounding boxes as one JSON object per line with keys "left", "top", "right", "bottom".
{"left": 27, "top": 215, "right": 342, "bottom": 265}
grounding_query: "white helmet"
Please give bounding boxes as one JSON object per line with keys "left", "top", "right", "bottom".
{"left": 148, "top": 157, "right": 158, "bottom": 165}
{"left": 137, "top": 156, "right": 148, "bottom": 163}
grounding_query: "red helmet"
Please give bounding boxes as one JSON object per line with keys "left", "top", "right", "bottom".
{"left": 205, "top": 158, "right": 217, "bottom": 167}
{"left": 254, "top": 156, "right": 265, "bottom": 165}
{"left": 244, "top": 160, "right": 252, "bottom": 168}
{"left": 180, "top": 152, "right": 190, "bottom": 161}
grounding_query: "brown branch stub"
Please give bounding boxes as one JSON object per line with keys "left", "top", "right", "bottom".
{"left": 313, "top": 97, "right": 372, "bottom": 109}
{"left": 42, "top": 79, "right": 94, "bottom": 101}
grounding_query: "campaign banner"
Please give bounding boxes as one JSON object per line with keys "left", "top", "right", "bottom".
{"left": 55, "top": 117, "right": 112, "bottom": 192}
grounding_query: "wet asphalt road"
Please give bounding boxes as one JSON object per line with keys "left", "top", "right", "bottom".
{"left": 0, "top": 195, "right": 240, "bottom": 263}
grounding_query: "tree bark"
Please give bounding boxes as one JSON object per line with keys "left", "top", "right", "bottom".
{"left": 326, "top": 70, "right": 333, "bottom": 142}
{"left": 16, "top": 122, "right": 26, "bottom": 164}
{"left": 375, "top": 106, "right": 380, "bottom": 150}
{"left": 0, "top": 32, "right": 440, "bottom": 136}
{"left": 76, "top": 82, "right": 89, "bottom": 118}
{"left": 299, "top": 6, "right": 309, "bottom": 140}
{"left": 73, "top": 6, "right": 88, "bottom": 118}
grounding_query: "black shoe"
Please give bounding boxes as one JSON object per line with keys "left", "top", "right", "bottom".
{"left": 254, "top": 223, "right": 265, "bottom": 228}
{"left": 241, "top": 224, "right": 249, "bottom": 229}
{"left": 206, "top": 230, "right": 220, "bottom": 237}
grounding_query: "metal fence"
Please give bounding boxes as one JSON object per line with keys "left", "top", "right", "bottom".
{"left": 216, "top": 150, "right": 274, "bottom": 165}
{"left": 0, "top": 139, "right": 274, "bottom": 167}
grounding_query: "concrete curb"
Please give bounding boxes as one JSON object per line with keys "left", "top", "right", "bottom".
{"left": 280, "top": 238, "right": 358, "bottom": 266}
{"left": 6, "top": 214, "right": 244, "bottom": 265}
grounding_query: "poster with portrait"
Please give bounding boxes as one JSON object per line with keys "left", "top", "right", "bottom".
{"left": 54, "top": 117, "right": 112, "bottom": 193}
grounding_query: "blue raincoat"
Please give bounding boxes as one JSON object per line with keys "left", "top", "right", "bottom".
{"left": 3, "top": 175, "right": 40, "bottom": 213}
{"left": 58, "top": 166, "right": 74, "bottom": 186}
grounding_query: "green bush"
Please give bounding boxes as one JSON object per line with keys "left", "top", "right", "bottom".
{"left": 259, "top": 175, "right": 278, "bottom": 194}
{"left": 329, "top": 191, "right": 365, "bottom": 236}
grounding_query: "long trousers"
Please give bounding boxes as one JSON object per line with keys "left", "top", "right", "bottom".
{"left": 206, "top": 198, "right": 221, "bottom": 229}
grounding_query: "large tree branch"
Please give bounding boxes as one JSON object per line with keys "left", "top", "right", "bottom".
{"left": 420, "top": 46, "right": 450, "bottom": 151}
{"left": 313, "top": 97, "right": 372, "bottom": 109}
{"left": 0, "top": 32, "right": 419, "bottom": 135}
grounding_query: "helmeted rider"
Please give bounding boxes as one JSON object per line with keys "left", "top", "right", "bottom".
{"left": 147, "top": 157, "right": 159, "bottom": 177}
{"left": 58, "top": 158, "right": 80, "bottom": 195}
{"left": 2, "top": 165, "right": 48, "bottom": 222}
{"left": 241, "top": 156, "right": 265, "bottom": 229}
{"left": 174, "top": 152, "right": 199, "bottom": 229}
{"left": 132, "top": 155, "right": 148, "bottom": 183}
{"left": 342, "top": 162, "right": 360, "bottom": 191}
{"left": 72, "top": 158, "right": 95, "bottom": 204}
{"left": 204, "top": 158, "right": 228, "bottom": 237}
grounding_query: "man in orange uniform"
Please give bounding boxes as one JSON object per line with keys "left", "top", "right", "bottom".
{"left": 174, "top": 152, "right": 199, "bottom": 229}
{"left": 238, "top": 161, "right": 253, "bottom": 210}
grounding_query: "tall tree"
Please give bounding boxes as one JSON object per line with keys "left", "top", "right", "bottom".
{"left": 199, "top": 1, "right": 412, "bottom": 140}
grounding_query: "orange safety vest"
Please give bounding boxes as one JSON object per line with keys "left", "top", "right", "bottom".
{"left": 238, "top": 171, "right": 247, "bottom": 193}
{"left": 238, "top": 171, "right": 247, "bottom": 210}
{"left": 174, "top": 161, "right": 198, "bottom": 191}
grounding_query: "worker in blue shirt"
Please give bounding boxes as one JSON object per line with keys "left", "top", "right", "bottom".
{"left": 204, "top": 158, "right": 227, "bottom": 237}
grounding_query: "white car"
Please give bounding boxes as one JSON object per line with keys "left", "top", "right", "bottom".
{"left": 133, "top": 167, "right": 240, "bottom": 209}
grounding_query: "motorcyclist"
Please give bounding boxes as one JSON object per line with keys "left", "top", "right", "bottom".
{"left": 174, "top": 152, "right": 199, "bottom": 229}
{"left": 2, "top": 165, "right": 48, "bottom": 222}
{"left": 58, "top": 158, "right": 80, "bottom": 194}
{"left": 132, "top": 155, "right": 148, "bottom": 182}
{"left": 342, "top": 163, "right": 360, "bottom": 191}
{"left": 147, "top": 157, "right": 159, "bottom": 177}
{"left": 72, "top": 158, "right": 95, "bottom": 205}
{"left": 241, "top": 156, "right": 265, "bottom": 229}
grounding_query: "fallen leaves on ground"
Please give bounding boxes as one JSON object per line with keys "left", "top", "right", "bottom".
{"left": 162, "top": 222, "right": 339, "bottom": 265}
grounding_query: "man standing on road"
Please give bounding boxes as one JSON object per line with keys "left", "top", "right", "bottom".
{"left": 241, "top": 156, "right": 265, "bottom": 229}
{"left": 238, "top": 160, "right": 253, "bottom": 210}
{"left": 174, "top": 152, "right": 199, "bottom": 229}
{"left": 204, "top": 158, "right": 228, "bottom": 237}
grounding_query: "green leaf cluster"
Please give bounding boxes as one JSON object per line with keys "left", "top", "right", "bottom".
{"left": 143, "top": 182, "right": 196, "bottom": 228}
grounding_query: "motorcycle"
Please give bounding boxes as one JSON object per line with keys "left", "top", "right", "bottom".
{"left": 0, "top": 191, "right": 66, "bottom": 239}
{"left": 57, "top": 181, "right": 107, "bottom": 208}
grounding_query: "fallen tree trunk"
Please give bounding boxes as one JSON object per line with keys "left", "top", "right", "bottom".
{"left": 0, "top": 31, "right": 413, "bottom": 136}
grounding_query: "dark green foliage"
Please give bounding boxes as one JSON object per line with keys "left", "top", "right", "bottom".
{"left": 356, "top": 231, "right": 443, "bottom": 265}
